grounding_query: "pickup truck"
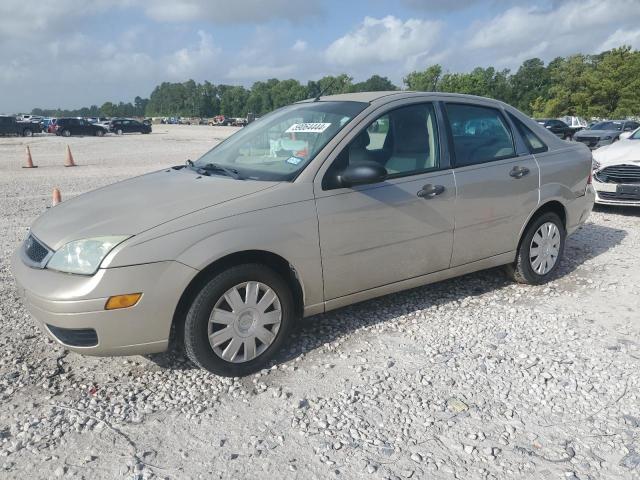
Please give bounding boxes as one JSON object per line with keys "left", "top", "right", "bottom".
{"left": 0, "top": 115, "right": 42, "bottom": 136}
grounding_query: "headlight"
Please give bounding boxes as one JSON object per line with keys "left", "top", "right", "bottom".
{"left": 46, "top": 236, "right": 129, "bottom": 275}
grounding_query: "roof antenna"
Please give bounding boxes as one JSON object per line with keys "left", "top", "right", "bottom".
{"left": 313, "top": 78, "right": 338, "bottom": 102}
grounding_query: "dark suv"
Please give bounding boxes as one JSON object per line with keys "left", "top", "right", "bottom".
{"left": 535, "top": 119, "right": 574, "bottom": 140}
{"left": 109, "top": 119, "right": 152, "bottom": 135}
{"left": 55, "top": 118, "right": 108, "bottom": 137}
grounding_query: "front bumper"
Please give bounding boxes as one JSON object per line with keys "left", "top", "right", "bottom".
{"left": 11, "top": 249, "right": 197, "bottom": 356}
{"left": 575, "top": 137, "right": 614, "bottom": 150}
{"left": 593, "top": 179, "right": 640, "bottom": 206}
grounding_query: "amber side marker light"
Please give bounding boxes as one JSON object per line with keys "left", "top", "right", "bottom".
{"left": 105, "top": 293, "right": 142, "bottom": 310}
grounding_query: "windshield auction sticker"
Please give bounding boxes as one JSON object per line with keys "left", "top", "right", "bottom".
{"left": 285, "top": 123, "right": 331, "bottom": 134}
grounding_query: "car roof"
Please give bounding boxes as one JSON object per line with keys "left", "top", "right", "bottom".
{"left": 298, "top": 90, "right": 509, "bottom": 105}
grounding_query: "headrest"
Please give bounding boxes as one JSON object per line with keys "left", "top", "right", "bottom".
{"left": 394, "top": 113, "right": 429, "bottom": 154}
{"left": 350, "top": 130, "right": 371, "bottom": 149}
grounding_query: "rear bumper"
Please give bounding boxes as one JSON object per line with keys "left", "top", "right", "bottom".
{"left": 11, "top": 249, "right": 197, "bottom": 356}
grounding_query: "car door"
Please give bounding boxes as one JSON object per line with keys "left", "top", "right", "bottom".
{"left": 444, "top": 102, "right": 539, "bottom": 267}
{"left": 314, "top": 101, "right": 456, "bottom": 300}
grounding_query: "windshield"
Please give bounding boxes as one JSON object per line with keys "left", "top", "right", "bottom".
{"left": 591, "top": 121, "right": 623, "bottom": 131}
{"left": 631, "top": 128, "right": 640, "bottom": 140}
{"left": 195, "top": 101, "right": 368, "bottom": 181}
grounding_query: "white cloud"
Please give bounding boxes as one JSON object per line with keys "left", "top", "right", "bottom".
{"left": 227, "top": 64, "right": 296, "bottom": 80}
{"left": 292, "top": 40, "right": 308, "bottom": 52}
{"left": 143, "top": 0, "right": 323, "bottom": 24}
{"left": 598, "top": 28, "right": 640, "bottom": 52}
{"left": 325, "top": 16, "right": 442, "bottom": 68}
{"left": 468, "top": 0, "right": 640, "bottom": 56}
{"left": 165, "top": 30, "right": 221, "bottom": 79}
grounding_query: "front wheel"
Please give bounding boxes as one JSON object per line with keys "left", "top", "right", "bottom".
{"left": 95, "top": 129, "right": 104, "bottom": 137}
{"left": 116, "top": 128, "right": 123, "bottom": 135}
{"left": 183, "top": 264, "right": 295, "bottom": 376}
{"left": 506, "top": 212, "right": 565, "bottom": 285}
{"left": 62, "top": 129, "right": 71, "bottom": 137}
{"left": 22, "top": 129, "right": 32, "bottom": 137}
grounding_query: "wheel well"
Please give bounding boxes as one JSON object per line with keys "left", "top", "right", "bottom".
{"left": 518, "top": 200, "right": 567, "bottom": 250}
{"left": 170, "top": 250, "right": 304, "bottom": 345}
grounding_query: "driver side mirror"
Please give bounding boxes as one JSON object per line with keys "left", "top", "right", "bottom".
{"left": 338, "top": 161, "right": 387, "bottom": 187}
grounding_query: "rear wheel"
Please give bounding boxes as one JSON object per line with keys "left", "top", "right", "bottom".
{"left": 95, "top": 129, "right": 104, "bottom": 137}
{"left": 22, "top": 129, "right": 32, "bottom": 137}
{"left": 183, "top": 264, "right": 294, "bottom": 376}
{"left": 116, "top": 128, "right": 123, "bottom": 135}
{"left": 507, "top": 212, "right": 565, "bottom": 285}
{"left": 62, "top": 129, "right": 71, "bottom": 137}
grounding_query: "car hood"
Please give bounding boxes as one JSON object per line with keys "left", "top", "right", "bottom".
{"left": 575, "top": 129, "right": 620, "bottom": 138}
{"left": 593, "top": 140, "right": 640, "bottom": 166}
{"left": 30, "top": 167, "right": 277, "bottom": 250}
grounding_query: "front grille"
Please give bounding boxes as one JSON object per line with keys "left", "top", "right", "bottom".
{"left": 595, "top": 164, "right": 640, "bottom": 184}
{"left": 22, "top": 234, "right": 52, "bottom": 268}
{"left": 598, "top": 190, "right": 640, "bottom": 201}
{"left": 46, "top": 325, "right": 98, "bottom": 347}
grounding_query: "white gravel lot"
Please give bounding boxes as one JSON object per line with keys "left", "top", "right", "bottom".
{"left": 1, "top": 125, "right": 639, "bottom": 480}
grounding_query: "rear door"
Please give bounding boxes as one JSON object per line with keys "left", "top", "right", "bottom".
{"left": 444, "top": 101, "right": 539, "bottom": 266}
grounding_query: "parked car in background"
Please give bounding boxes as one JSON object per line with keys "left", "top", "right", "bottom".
{"left": 109, "top": 118, "right": 152, "bottom": 135}
{"left": 12, "top": 91, "right": 595, "bottom": 376}
{"left": 55, "top": 118, "right": 108, "bottom": 137}
{"left": 0, "top": 115, "right": 42, "bottom": 136}
{"left": 620, "top": 126, "right": 640, "bottom": 140}
{"left": 41, "top": 117, "right": 59, "bottom": 132}
{"left": 592, "top": 127, "right": 640, "bottom": 206}
{"left": 46, "top": 118, "right": 58, "bottom": 134}
{"left": 574, "top": 120, "right": 640, "bottom": 149}
{"left": 535, "top": 118, "right": 574, "bottom": 139}
{"left": 559, "top": 116, "right": 588, "bottom": 131}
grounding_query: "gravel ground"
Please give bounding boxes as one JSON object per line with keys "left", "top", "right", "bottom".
{"left": 1, "top": 126, "right": 639, "bottom": 479}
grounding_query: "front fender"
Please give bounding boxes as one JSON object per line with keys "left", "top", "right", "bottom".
{"left": 104, "top": 199, "right": 324, "bottom": 311}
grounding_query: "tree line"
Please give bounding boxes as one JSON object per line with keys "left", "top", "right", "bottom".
{"left": 30, "top": 46, "right": 639, "bottom": 120}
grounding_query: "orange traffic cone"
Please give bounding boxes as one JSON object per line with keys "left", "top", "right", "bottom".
{"left": 64, "top": 145, "right": 76, "bottom": 167}
{"left": 52, "top": 188, "right": 62, "bottom": 206}
{"left": 23, "top": 146, "right": 37, "bottom": 168}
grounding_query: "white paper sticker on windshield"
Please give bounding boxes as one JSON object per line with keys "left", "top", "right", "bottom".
{"left": 285, "top": 122, "right": 331, "bottom": 134}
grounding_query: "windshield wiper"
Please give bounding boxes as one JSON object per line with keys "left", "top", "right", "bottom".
{"left": 200, "top": 162, "right": 244, "bottom": 180}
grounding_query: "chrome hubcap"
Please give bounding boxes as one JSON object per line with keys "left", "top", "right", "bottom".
{"left": 208, "top": 281, "right": 281, "bottom": 363}
{"left": 530, "top": 222, "right": 561, "bottom": 275}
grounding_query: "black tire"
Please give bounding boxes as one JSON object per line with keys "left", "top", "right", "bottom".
{"left": 183, "top": 264, "right": 295, "bottom": 377}
{"left": 62, "top": 129, "right": 71, "bottom": 137}
{"left": 95, "top": 129, "right": 104, "bottom": 137}
{"left": 506, "top": 212, "right": 565, "bottom": 285}
{"left": 22, "top": 129, "right": 32, "bottom": 137}
{"left": 116, "top": 128, "right": 123, "bottom": 135}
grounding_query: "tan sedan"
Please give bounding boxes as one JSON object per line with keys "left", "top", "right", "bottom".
{"left": 12, "top": 92, "right": 595, "bottom": 376}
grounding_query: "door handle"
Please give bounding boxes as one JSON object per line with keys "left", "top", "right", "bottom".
{"left": 417, "top": 184, "right": 445, "bottom": 198}
{"left": 509, "top": 166, "right": 530, "bottom": 179}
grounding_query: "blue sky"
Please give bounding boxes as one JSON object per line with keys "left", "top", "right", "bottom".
{"left": 1, "top": 0, "right": 639, "bottom": 112}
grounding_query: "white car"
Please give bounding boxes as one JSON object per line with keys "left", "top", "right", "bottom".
{"left": 592, "top": 127, "right": 640, "bottom": 206}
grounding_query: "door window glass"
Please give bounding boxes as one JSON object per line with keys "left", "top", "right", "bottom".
{"left": 323, "top": 103, "right": 440, "bottom": 189}
{"left": 445, "top": 103, "right": 516, "bottom": 167}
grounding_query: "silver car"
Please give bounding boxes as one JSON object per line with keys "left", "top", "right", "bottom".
{"left": 574, "top": 120, "right": 640, "bottom": 149}
{"left": 12, "top": 92, "right": 595, "bottom": 376}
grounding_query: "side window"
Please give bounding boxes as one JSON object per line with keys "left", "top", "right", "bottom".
{"left": 323, "top": 103, "right": 440, "bottom": 189}
{"left": 507, "top": 113, "right": 548, "bottom": 154}
{"left": 445, "top": 103, "right": 516, "bottom": 167}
